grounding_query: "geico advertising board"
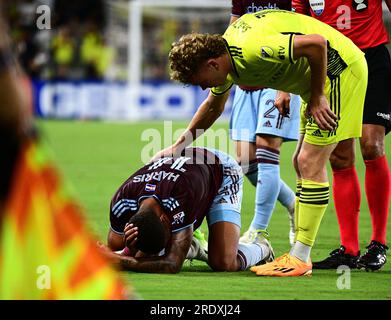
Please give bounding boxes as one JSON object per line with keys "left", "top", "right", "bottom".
{"left": 33, "top": 81, "right": 233, "bottom": 120}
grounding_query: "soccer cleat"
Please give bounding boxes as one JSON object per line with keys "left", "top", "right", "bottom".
{"left": 186, "top": 236, "right": 208, "bottom": 263}
{"left": 250, "top": 253, "right": 287, "bottom": 273}
{"left": 240, "top": 228, "right": 270, "bottom": 243}
{"left": 193, "top": 228, "right": 208, "bottom": 252}
{"left": 239, "top": 228, "right": 258, "bottom": 244}
{"left": 251, "top": 230, "right": 275, "bottom": 264}
{"left": 312, "top": 246, "right": 359, "bottom": 269}
{"left": 251, "top": 253, "right": 312, "bottom": 277}
{"left": 357, "top": 241, "right": 388, "bottom": 271}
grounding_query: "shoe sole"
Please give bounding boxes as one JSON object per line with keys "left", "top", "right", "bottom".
{"left": 301, "top": 269, "right": 312, "bottom": 276}
{"left": 280, "top": 268, "right": 312, "bottom": 277}
{"left": 357, "top": 263, "right": 384, "bottom": 272}
{"left": 256, "top": 269, "right": 312, "bottom": 277}
{"left": 312, "top": 264, "right": 358, "bottom": 270}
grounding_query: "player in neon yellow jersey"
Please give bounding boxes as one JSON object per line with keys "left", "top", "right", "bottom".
{"left": 163, "top": 10, "right": 368, "bottom": 276}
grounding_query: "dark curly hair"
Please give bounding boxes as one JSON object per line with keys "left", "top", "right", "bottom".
{"left": 128, "top": 208, "right": 168, "bottom": 255}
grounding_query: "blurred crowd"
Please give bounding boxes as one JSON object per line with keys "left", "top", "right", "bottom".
{"left": 5, "top": 1, "right": 390, "bottom": 82}
{"left": 4, "top": 0, "right": 229, "bottom": 82}
{"left": 4, "top": 0, "right": 114, "bottom": 80}
{"left": 141, "top": 8, "right": 228, "bottom": 81}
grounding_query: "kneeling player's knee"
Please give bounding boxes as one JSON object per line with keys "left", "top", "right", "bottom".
{"left": 208, "top": 256, "right": 237, "bottom": 272}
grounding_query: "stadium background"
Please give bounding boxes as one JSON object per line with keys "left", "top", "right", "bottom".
{"left": 7, "top": 0, "right": 391, "bottom": 299}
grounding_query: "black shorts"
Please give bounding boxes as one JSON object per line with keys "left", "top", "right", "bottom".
{"left": 363, "top": 44, "right": 391, "bottom": 135}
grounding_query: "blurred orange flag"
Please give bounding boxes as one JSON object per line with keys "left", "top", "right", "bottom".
{"left": 0, "top": 140, "right": 131, "bottom": 299}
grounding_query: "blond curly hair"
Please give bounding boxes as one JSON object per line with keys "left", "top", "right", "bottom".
{"left": 169, "top": 33, "right": 226, "bottom": 84}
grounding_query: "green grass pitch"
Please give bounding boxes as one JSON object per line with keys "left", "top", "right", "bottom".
{"left": 37, "top": 119, "right": 391, "bottom": 300}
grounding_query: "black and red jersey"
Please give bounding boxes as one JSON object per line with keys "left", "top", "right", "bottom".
{"left": 110, "top": 148, "right": 223, "bottom": 234}
{"left": 292, "top": 0, "right": 389, "bottom": 50}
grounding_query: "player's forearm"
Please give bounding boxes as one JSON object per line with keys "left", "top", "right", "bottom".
{"left": 294, "top": 34, "right": 328, "bottom": 101}
{"left": 186, "top": 98, "right": 224, "bottom": 137}
{"left": 173, "top": 93, "right": 227, "bottom": 150}
{"left": 308, "top": 49, "right": 327, "bottom": 102}
{"left": 117, "top": 254, "right": 182, "bottom": 274}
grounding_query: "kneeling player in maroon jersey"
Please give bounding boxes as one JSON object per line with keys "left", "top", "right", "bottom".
{"left": 98, "top": 147, "right": 274, "bottom": 273}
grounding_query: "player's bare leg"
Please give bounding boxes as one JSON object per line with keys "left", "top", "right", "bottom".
{"left": 208, "top": 221, "right": 241, "bottom": 271}
{"left": 357, "top": 124, "right": 390, "bottom": 270}
{"left": 208, "top": 221, "right": 272, "bottom": 271}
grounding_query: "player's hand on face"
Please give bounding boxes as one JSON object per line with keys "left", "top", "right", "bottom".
{"left": 306, "top": 95, "right": 337, "bottom": 131}
{"left": 274, "top": 91, "right": 291, "bottom": 117}
{"left": 124, "top": 223, "right": 139, "bottom": 255}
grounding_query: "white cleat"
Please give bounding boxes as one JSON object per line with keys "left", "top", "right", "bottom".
{"left": 186, "top": 236, "right": 208, "bottom": 263}
{"left": 193, "top": 228, "right": 208, "bottom": 252}
{"left": 239, "top": 228, "right": 257, "bottom": 244}
{"left": 240, "top": 229, "right": 275, "bottom": 264}
{"left": 251, "top": 230, "right": 275, "bottom": 264}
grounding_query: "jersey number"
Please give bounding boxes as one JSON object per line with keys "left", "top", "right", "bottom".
{"left": 263, "top": 99, "right": 277, "bottom": 119}
{"left": 148, "top": 157, "right": 191, "bottom": 172}
{"left": 170, "top": 157, "right": 191, "bottom": 172}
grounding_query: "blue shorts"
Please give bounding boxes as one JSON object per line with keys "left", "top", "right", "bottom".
{"left": 204, "top": 149, "right": 243, "bottom": 228}
{"left": 229, "top": 87, "right": 301, "bottom": 142}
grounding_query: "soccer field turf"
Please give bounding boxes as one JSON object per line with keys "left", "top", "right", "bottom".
{"left": 37, "top": 119, "right": 391, "bottom": 300}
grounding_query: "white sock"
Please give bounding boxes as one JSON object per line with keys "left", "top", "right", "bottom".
{"left": 290, "top": 241, "right": 311, "bottom": 263}
{"left": 237, "top": 242, "right": 267, "bottom": 270}
{"left": 186, "top": 238, "right": 199, "bottom": 259}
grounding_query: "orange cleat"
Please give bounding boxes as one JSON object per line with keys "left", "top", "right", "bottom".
{"left": 251, "top": 253, "right": 312, "bottom": 277}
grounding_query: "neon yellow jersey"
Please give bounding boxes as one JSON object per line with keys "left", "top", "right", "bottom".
{"left": 211, "top": 10, "right": 364, "bottom": 102}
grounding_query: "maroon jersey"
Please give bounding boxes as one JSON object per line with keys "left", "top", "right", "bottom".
{"left": 231, "top": 0, "right": 292, "bottom": 17}
{"left": 292, "top": 0, "right": 389, "bottom": 50}
{"left": 110, "top": 148, "right": 223, "bottom": 234}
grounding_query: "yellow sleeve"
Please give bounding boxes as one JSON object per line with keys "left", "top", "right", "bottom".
{"left": 210, "top": 79, "right": 234, "bottom": 96}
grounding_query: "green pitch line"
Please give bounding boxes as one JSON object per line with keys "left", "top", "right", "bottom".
{"left": 37, "top": 119, "right": 391, "bottom": 300}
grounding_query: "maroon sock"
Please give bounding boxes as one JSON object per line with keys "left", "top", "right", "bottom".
{"left": 365, "top": 155, "right": 391, "bottom": 245}
{"left": 332, "top": 166, "right": 361, "bottom": 255}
